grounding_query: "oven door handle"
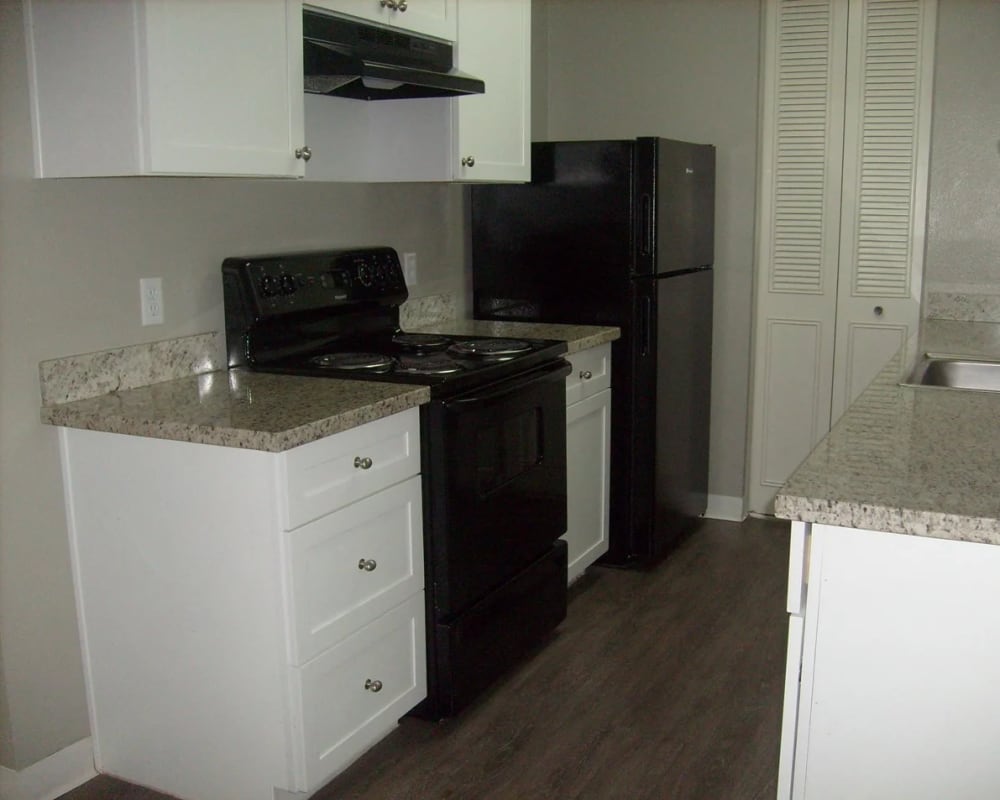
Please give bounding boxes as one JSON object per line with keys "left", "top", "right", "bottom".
{"left": 446, "top": 359, "right": 572, "bottom": 408}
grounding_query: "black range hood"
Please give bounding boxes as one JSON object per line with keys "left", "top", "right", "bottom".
{"left": 303, "top": 9, "right": 485, "bottom": 101}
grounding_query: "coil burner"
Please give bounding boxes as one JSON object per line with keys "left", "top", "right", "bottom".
{"left": 308, "top": 352, "right": 394, "bottom": 372}
{"left": 448, "top": 338, "right": 532, "bottom": 358}
{"left": 391, "top": 332, "right": 451, "bottom": 352}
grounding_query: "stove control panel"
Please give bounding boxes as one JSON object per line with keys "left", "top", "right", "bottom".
{"left": 223, "top": 247, "right": 408, "bottom": 317}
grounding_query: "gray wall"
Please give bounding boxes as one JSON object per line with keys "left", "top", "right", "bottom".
{"left": 925, "top": 0, "right": 1000, "bottom": 290}
{"left": 535, "top": 0, "right": 762, "bottom": 505}
{"left": 0, "top": 0, "right": 466, "bottom": 770}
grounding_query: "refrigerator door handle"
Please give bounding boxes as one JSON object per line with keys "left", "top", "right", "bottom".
{"left": 639, "top": 193, "right": 653, "bottom": 256}
{"left": 640, "top": 295, "right": 653, "bottom": 356}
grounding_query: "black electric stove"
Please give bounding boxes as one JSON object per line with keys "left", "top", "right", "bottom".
{"left": 222, "top": 247, "right": 570, "bottom": 720}
{"left": 221, "top": 246, "right": 567, "bottom": 396}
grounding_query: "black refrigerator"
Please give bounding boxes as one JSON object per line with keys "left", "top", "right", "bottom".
{"left": 471, "top": 137, "right": 715, "bottom": 565}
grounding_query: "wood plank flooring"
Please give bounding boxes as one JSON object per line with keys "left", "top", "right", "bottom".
{"left": 59, "top": 516, "right": 790, "bottom": 800}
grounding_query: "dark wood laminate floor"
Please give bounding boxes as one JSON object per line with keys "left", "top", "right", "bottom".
{"left": 59, "top": 516, "right": 789, "bottom": 800}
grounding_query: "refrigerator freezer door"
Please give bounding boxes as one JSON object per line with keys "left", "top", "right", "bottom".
{"left": 638, "top": 137, "right": 716, "bottom": 277}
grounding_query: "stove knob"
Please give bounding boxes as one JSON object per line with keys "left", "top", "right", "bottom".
{"left": 260, "top": 274, "right": 279, "bottom": 297}
{"left": 280, "top": 274, "right": 297, "bottom": 295}
{"left": 356, "top": 263, "right": 373, "bottom": 287}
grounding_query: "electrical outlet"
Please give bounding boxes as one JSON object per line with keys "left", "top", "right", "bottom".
{"left": 402, "top": 252, "right": 418, "bottom": 286}
{"left": 140, "top": 277, "right": 164, "bottom": 326}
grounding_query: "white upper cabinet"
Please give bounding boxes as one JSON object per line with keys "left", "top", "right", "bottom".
{"left": 25, "top": 0, "right": 306, "bottom": 178}
{"left": 303, "top": 0, "right": 531, "bottom": 182}
{"left": 451, "top": 0, "right": 531, "bottom": 182}
{"left": 25, "top": 0, "right": 529, "bottom": 182}
{"left": 308, "top": 0, "right": 457, "bottom": 41}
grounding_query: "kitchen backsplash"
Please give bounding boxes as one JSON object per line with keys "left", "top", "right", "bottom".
{"left": 924, "top": 287, "right": 1000, "bottom": 323}
{"left": 39, "top": 332, "right": 226, "bottom": 406}
{"left": 399, "top": 291, "right": 459, "bottom": 329}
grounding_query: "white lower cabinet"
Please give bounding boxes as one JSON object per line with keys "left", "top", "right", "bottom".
{"left": 290, "top": 593, "right": 425, "bottom": 791}
{"left": 779, "top": 521, "right": 1000, "bottom": 799}
{"left": 59, "top": 407, "right": 424, "bottom": 800}
{"left": 562, "top": 344, "right": 611, "bottom": 584}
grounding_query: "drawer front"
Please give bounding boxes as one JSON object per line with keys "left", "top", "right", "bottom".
{"left": 565, "top": 343, "right": 612, "bottom": 405}
{"left": 285, "top": 476, "right": 423, "bottom": 665}
{"left": 282, "top": 407, "right": 420, "bottom": 530}
{"left": 290, "top": 594, "right": 426, "bottom": 792}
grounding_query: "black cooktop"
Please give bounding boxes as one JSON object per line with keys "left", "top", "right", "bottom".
{"left": 222, "top": 247, "right": 567, "bottom": 399}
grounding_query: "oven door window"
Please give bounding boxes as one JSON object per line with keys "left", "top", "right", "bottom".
{"left": 425, "top": 361, "right": 569, "bottom": 618}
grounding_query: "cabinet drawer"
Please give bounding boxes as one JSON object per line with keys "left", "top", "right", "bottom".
{"left": 282, "top": 408, "right": 420, "bottom": 530}
{"left": 565, "top": 344, "right": 612, "bottom": 405}
{"left": 284, "top": 476, "right": 423, "bottom": 665}
{"left": 289, "top": 593, "right": 426, "bottom": 792}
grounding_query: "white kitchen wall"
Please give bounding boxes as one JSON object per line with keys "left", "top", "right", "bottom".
{"left": 537, "top": 0, "right": 761, "bottom": 514}
{"left": 0, "top": 0, "right": 465, "bottom": 773}
{"left": 925, "top": 0, "right": 1000, "bottom": 293}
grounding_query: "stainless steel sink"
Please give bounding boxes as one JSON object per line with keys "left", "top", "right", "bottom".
{"left": 903, "top": 355, "right": 1000, "bottom": 392}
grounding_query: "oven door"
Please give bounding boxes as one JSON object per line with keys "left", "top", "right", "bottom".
{"left": 423, "top": 358, "right": 571, "bottom": 618}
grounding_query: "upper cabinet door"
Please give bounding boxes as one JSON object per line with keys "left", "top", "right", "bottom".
{"left": 452, "top": 0, "right": 531, "bottom": 182}
{"left": 141, "top": 1, "right": 305, "bottom": 177}
{"left": 25, "top": 0, "right": 305, "bottom": 178}
{"left": 306, "top": 0, "right": 458, "bottom": 40}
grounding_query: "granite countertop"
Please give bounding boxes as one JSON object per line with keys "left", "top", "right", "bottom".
{"left": 412, "top": 319, "right": 620, "bottom": 355}
{"left": 775, "top": 318, "right": 1000, "bottom": 545}
{"left": 40, "top": 323, "right": 620, "bottom": 453}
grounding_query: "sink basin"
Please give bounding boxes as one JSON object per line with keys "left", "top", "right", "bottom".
{"left": 903, "top": 355, "right": 1000, "bottom": 392}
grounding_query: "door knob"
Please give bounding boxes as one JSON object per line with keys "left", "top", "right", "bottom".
{"left": 295, "top": 146, "right": 312, "bottom": 162}
{"left": 461, "top": 156, "right": 476, "bottom": 168}
{"left": 354, "top": 456, "right": 373, "bottom": 470}
{"left": 874, "top": 305, "right": 884, "bottom": 317}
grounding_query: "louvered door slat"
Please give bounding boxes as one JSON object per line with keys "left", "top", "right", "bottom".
{"left": 842, "top": 0, "right": 926, "bottom": 296}
{"left": 770, "top": 0, "right": 841, "bottom": 294}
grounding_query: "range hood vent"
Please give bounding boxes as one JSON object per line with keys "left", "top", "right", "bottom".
{"left": 303, "top": 10, "right": 485, "bottom": 101}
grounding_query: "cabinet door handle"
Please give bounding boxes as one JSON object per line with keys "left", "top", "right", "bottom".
{"left": 295, "top": 146, "right": 312, "bottom": 162}
{"left": 579, "top": 370, "right": 593, "bottom": 380}
{"left": 358, "top": 558, "right": 377, "bottom": 572}
{"left": 364, "top": 678, "right": 383, "bottom": 693}
{"left": 874, "top": 305, "right": 884, "bottom": 317}
{"left": 354, "top": 456, "right": 373, "bottom": 470}
{"left": 461, "top": 156, "right": 476, "bottom": 168}
{"left": 397, "top": 0, "right": 407, "bottom": 9}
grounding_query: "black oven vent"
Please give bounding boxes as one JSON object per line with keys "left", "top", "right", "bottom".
{"left": 303, "top": 10, "right": 486, "bottom": 101}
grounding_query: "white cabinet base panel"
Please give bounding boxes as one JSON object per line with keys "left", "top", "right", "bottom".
{"left": 781, "top": 523, "right": 1000, "bottom": 799}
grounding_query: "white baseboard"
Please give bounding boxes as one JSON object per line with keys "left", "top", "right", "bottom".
{"left": 0, "top": 738, "right": 96, "bottom": 800}
{"left": 704, "top": 493, "right": 746, "bottom": 522}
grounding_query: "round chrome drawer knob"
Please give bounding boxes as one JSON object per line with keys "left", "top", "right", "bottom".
{"left": 294, "top": 146, "right": 312, "bottom": 162}
{"left": 358, "top": 558, "right": 377, "bottom": 572}
{"left": 364, "top": 678, "right": 383, "bottom": 693}
{"left": 354, "top": 456, "right": 373, "bottom": 470}
{"left": 580, "top": 370, "right": 593, "bottom": 380}
{"left": 461, "top": 156, "right": 476, "bottom": 168}
{"left": 874, "top": 305, "right": 884, "bottom": 316}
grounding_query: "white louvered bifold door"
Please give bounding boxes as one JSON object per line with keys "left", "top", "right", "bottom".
{"left": 830, "top": 0, "right": 936, "bottom": 419}
{"left": 748, "top": 0, "right": 849, "bottom": 514}
{"left": 748, "top": 0, "right": 935, "bottom": 514}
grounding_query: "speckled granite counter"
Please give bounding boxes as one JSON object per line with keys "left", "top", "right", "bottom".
{"left": 775, "top": 318, "right": 1000, "bottom": 544}
{"left": 413, "top": 320, "right": 620, "bottom": 353}
{"left": 40, "top": 369, "right": 430, "bottom": 452}
{"left": 40, "top": 323, "right": 620, "bottom": 452}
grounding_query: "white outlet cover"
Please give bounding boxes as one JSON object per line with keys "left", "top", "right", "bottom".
{"left": 140, "top": 277, "right": 164, "bottom": 326}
